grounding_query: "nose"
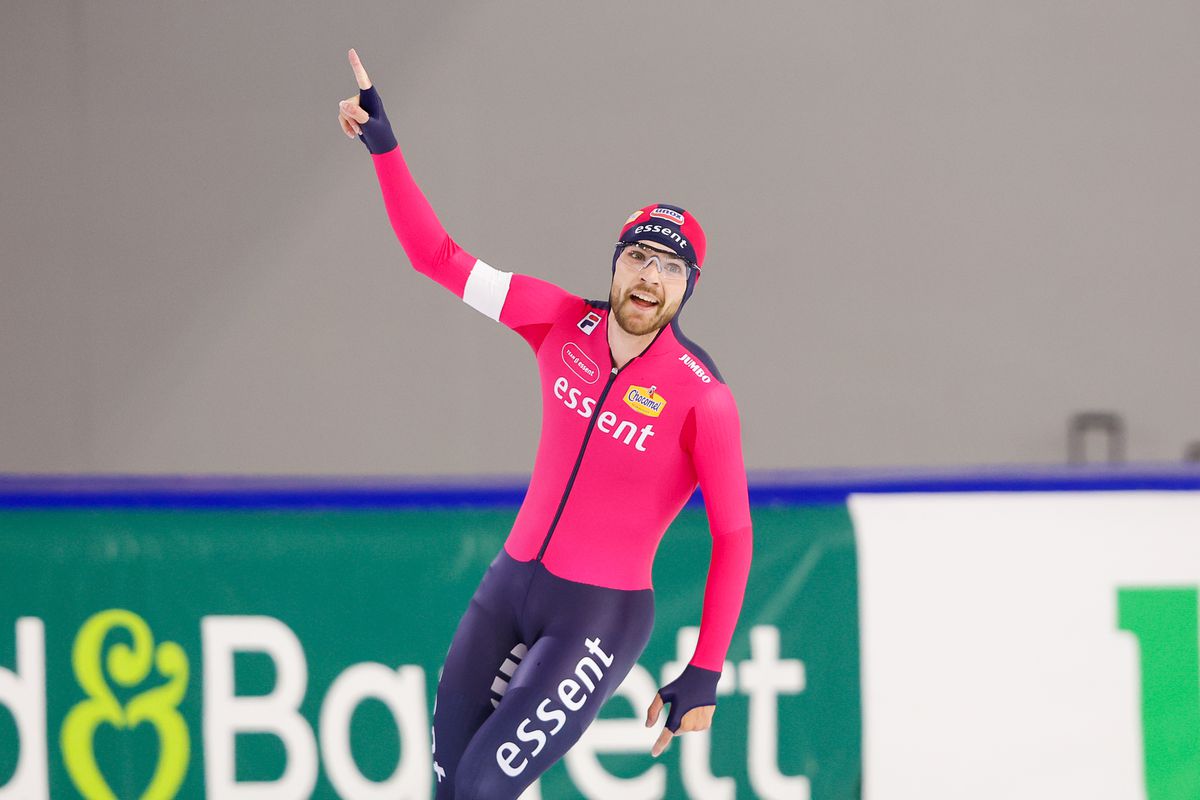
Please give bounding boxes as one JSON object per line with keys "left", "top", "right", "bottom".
{"left": 640, "top": 257, "right": 663, "bottom": 285}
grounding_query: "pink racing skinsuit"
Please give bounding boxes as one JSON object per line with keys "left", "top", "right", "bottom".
{"left": 357, "top": 84, "right": 752, "bottom": 799}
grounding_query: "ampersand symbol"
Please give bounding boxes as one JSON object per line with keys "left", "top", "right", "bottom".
{"left": 61, "top": 609, "right": 190, "bottom": 800}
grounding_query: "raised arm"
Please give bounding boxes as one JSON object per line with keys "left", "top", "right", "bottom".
{"left": 338, "top": 50, "right": 581, "bottom": 348}
{"left": 337, "top": 50, "right": 479, "bottom": 300}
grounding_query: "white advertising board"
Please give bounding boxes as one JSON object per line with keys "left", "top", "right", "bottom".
{"left": 850, "top": 492, "right": 1200, "bottom": 800}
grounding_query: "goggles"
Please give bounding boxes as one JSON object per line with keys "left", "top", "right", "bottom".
{"left": 614, "top": 242, "right": 696, "bottom": 283}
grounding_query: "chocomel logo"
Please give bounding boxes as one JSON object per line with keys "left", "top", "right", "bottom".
{"left": 624, "top": 385, "right": 666, "bottom": 417}
{"left": 650, "top": 207, "right": 685, "bottom": 225}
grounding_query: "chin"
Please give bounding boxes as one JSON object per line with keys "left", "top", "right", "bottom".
{"left": 612, "top": 301, "right": 675, "bottom": 336}
{"left": 617, "top": 317, "right": 659, "bottom": 336}
{"left": 609, "top": 285, "right": 680, "bottom": 336}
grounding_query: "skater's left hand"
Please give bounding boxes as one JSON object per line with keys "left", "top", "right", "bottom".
{"left": 644, "top": 695, "right": 715, "bottom": 757}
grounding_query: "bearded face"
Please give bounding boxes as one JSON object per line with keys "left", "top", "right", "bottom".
{"left": 609, "top": 241, "right": 688, "bottom": 336}
{"left": 609, "top": 282, "right": 682, "bottom": 335}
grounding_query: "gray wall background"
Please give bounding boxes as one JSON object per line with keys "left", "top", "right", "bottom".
{"left": 2, "top": 0, "right": 1198, "bottom": 476}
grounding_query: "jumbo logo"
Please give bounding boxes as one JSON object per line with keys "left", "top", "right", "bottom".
{"left": 63, "top": 609, "right": 190, "bottom": 800}
{"left": 561, "top": 342, "right": 600, "bottom": 385}
{"left": 624, "top": 385, "right": 666, "bottom": 417}
{"left": 650, "top": 207, "right": 685, "bottom": 225}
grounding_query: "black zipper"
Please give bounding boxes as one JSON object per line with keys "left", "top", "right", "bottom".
{"left": 536, "top": 312, "right": 669, "bottom": 563}
{"left": 535, "top": 365, "right": 623, "bottom": 562}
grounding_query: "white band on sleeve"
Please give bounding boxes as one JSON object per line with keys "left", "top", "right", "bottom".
{"left": 462, "top": 259, "right": 513, "bottom": 322}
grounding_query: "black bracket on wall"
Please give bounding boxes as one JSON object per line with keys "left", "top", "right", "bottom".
{"left": 1068, "top": 411, "right": 1126, "bottom": 465}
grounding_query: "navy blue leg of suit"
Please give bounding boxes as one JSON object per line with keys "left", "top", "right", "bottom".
{"left": 432, "top": 548, "right": 655, "bottom": 799}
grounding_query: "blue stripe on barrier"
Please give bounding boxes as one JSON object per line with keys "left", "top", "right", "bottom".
{"left": 2, "top": 466, "right": 1200, "bottom": 509}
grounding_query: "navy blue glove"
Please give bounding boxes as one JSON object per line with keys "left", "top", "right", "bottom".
{"left": 355, "top": 85, "right": 398, "bottom": 155}
{"left": 657, "top": 664, "right": 721, "bottom": 733}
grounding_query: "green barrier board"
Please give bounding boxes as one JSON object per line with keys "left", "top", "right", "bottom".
{"left": 0, "top": 505, "right": 860, "bottom": 799}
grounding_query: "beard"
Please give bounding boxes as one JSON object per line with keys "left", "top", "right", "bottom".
{"left": 609, "top": 283, "right": 680, "bottom": 336}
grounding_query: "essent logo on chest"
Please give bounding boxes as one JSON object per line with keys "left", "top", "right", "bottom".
{"left": 553, "top": 377, "right": 657, "bottom": 452}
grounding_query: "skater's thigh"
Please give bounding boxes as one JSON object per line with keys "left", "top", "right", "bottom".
{"left": 433, "top": 554, "right": 531, "bottom": 793}
{"left": 451, "top": 627, "right": 648, "bottom": 800}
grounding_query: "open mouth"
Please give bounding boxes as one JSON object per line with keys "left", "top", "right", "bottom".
{"left": 628, "top": 291, "right": 660, "bottom": 310}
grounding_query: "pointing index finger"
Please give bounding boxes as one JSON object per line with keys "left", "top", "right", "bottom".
{"left": 348, "top": 48, "right": 372, "bottom": 90}
{"left": 651, "top": 727, "right": 673, "bottom": 758}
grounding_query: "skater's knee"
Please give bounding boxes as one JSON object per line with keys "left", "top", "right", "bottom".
{"left": 452, "top": 747, "right": 529, "bottom": 800}
{"left": 446, "top": 765, "right": 494, "bottom": 800}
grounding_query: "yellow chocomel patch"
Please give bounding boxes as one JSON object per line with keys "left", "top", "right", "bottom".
{"left": 624, "top": 210, "right": 643, "bottom": 225}
{"left": 624, "top": 385, "right": 666, "bottom": 417}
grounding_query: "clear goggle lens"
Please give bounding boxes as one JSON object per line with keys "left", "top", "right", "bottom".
{"left": 616, "top": 242, "right": 694, "bottom": 282}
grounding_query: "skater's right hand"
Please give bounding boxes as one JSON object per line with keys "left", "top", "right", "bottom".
{"left": 336, "top": 48, "right": 372, "bottom": 138}
{"left": 337, "top": 48, "right": 397, "bottom": 154}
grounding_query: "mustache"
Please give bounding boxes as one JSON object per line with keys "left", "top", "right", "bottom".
{"left": 622, "top": 287, "right": 663, "bottom": 303}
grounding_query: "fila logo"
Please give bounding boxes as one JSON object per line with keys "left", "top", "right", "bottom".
{"left": 650, "top": 207, "right": 685, "bottom": 225}
{"left": 577, "top": 311, "right": 601, "bottom": 335}
{"left": 624, "top": 385, "right": 666, "bottom": 417}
